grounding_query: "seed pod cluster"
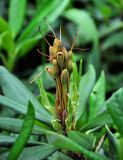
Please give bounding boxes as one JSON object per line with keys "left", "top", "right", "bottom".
{"left": 46, "top": 38, "right": 73, "bottom": 127}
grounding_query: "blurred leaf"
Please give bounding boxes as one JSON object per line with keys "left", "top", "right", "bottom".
{"left": 9, "top": 0, "right": 27, "bottom": 38}
{"left": 0, "top": 17, "right": 10, "bottom": 34}
{"left": 0, "top": 66, "right": 52, "bottom": 123}
{"left": 89, "top": 71, "right": 105, "bottom": 120}
{"left": 75, "top": 65, "right": 96, "bottom": 129}
{"left": 99, "top": 20, "right": 123, "bottom": 38}
{"left": 8, "top": 101, "right": 35, "bottom": 160}
{"left": 18, "top": 0, "right": 70, "bottom": 41}
{"left": 16, "top": 0, "right": 69, "bottom": 57}
{"left": 19, "top": 144, "right": 56, "bottom": 160}
{"left": 0, "top": 30, "right": 15, "bottom": 53}
{"left": 63, "top": 9, "right": 98, "bottom": 43}
{"left": 107, "top": 87, "right": 123, "bottom": 136}
{"left": 68, "top": 131, "right": 96, "bottom": 150}
{"left": 102, "top": 31, "right": 123, "bottom": 50}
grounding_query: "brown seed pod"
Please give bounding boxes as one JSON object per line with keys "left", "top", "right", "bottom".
{"left": 52, "top": 59, "right": 59, "bottom": 77}
{"left": 57, "top": 52, "right": 65, "bottom": 69}
{"left": 45, "top": 66, "right": 55, "bottom": 79}
{"left": 62, "top": 47, "right": 68, "bottom": 62}
{"left": 61, "top": 69, "right": 69, "bottom": 85}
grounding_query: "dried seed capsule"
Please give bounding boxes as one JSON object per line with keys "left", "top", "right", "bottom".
{"left": 53, "top": 38, "right": 62, "bottom": 52}
{"left": 62, "top": 47, "right": 68, "bottom": 62}
{"left": 61, "top": 69, "right": 69, "bottom": 85}
{"left": 52, "top": 59, "right": 59, "bottom": 77}
{"left": 57, "top": 52, "right": 65, "bottom": 69}
{"left": 45, "top": 66, "right": 55, "bottom": 79}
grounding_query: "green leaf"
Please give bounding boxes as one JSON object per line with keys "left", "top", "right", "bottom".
{"left": 9, "top": 0, "right": 27, "bottom": 38}
{"left": 0, "top": 117, "right": 51, "bottom": 134}
{"left": 0, "top": 30, "right": 15, "bottom": 53}
{"left": 0, "top": 95, "right": 50, "bottom": 123}
{"left": 8, "top": 101, "right": 35, "bottom": 160}
{"left": 46, "top": 131, "right": 108, "bottom": 160}
{"left": 75, "top": 65, "right": 96, "bottom": 129}
{"left": 19, "top": 144, "right": 56, "bottom": 160}
{"left": 0, "top": 135, "right": 42, "bottom": 147}
{"left": 107, "top": 87, "right": 123, "bottom": 136}
{"left": 63, "top": 9, "right": 98, "bottom": 43}
{"left": 48, "top": 151, "right": 73, "bottom": 160}
{"left": 117, "top": 138, "right": 123, "bottom": 160}
{"left": 0, "top": 144, "right": 56, "bottom": 160}
{"left": 0, "top": 66, "right": 52, "bottom": 123}
{"left": 0, "top": 17, "right": 10, "bottom": 34}
{"left": 89, "top": 71, "right": 106, "bottom": 120}
{"left": 105, "top": 125, "right": 118, "bottom": 160}
{"left": 99, "top": 20, "right": 123, "bottom": 38}
{"left": 18, "top": 0, "right": 69, "bottom": 41}
{"left": 102, "top": 31, "right": 123, "bottom": 50}
{"left": 68, "top": 131, "right": 96, "bottom": 150}
{"left": 38, "top": 78, "right": 54, "bottom": 114}
{"left": 80, "top": 110, "right": 113, "bottom": 131}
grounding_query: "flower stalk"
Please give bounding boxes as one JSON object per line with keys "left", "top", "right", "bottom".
{"left": 46, "top": 38, "right": 73, "bottom": 129}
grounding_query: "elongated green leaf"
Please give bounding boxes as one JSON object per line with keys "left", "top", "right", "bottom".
{"left": 0, "top": 144, "right": 56, "bottom": 160}
{"left": 19, "top": 144, "right": 56, "bottom": 160}
{"left": 0, "top": 95, "right": 50, "bottom": 123}
{"left": 80, "top": 110, "right": 113, "bottom": 131}
{"left": 105, "top": 125, "right": 118, "bottom": 160}
{"left": 75, "top": 65, "right": 96, "bottom": 129}
{"left": 117, "top": 138, "right": 123, "bottom": 160}
{"left": 9, "top": 0, "right": 27, "bottom": 38}
{"left": 19, "top": 0, "right": 69, "bottom": 41}
{"left": 38, "top": 78, "right": 54, "bottom": 114}
{"left": 8, "top": 101, "right": 35, "bottom": 160}
{"left": 48, "top": 151, "right": 73, "bottom": 160}
{"left": 0, "top": 66, "right": 52, "bottom": 123}
{"left": 68, "top": 131, "right": 96, "bottom": 150}
{"left": 46, "top": 131, "right": 108, "bottom": 160}
{"left": 0, "top": 135, "right": 41, "bottom": 147}
{"left": 107, "top": 87, "right": 123, "bottom": 136}
{"left": 89, "top": 71, "right": 105, "bottom": 120}
{"left": 0, "top": 118, "right": 51, "bottom": 134}
{"left": 63, "top": 9, "right": 98, "bottom": 43}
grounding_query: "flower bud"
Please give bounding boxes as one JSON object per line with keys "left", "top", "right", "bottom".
{"left": 68, "top": 51, "right": 72, "bottom": 60}
{"left": 57, "top": 52, "right": 65, "bottom": 69}
{"left": 67, "top": 60, "right": 73, "bottom": 72}
{"left": 61, "top": 69, "right": 69, "bottom": 85}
